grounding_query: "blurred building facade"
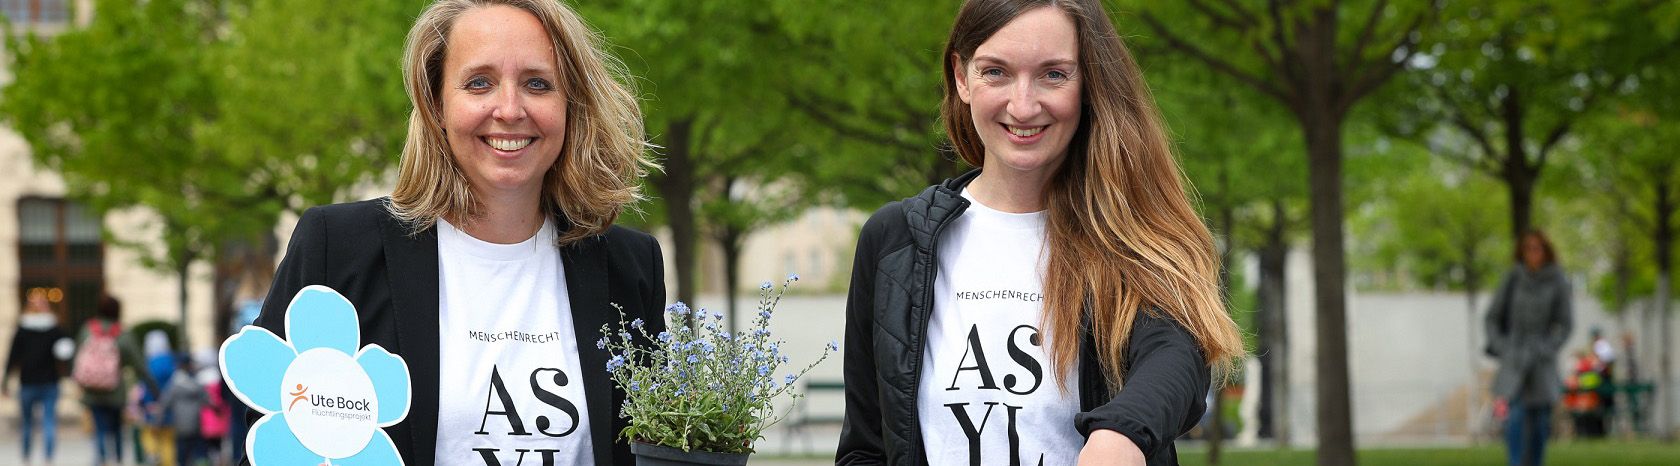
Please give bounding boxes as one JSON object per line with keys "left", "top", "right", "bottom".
{"left": 0, "top": 0, "right": 226, "bottom": 421}
{"left": 1, "top": 0, "right": 223, "bottom": 345}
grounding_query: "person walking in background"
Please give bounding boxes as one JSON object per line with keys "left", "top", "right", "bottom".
{"left": 1485, "top": 230, "right": 1573, "bottom": 466}
{"left": 4, "top": 290, "right": 74, "bottom": 465}
{"left": 838, "top": 0, "right": 1245, "bottom": 464}
{"left": 1588, "top": 327, "right": 1616, "bottom": 435}
{"left": 78, "top": 294, "right": 156, "bottom": 466}
{"left": 155, "top": 355, "right": 208, "bottom": 466}
{"left": 139, "top": 330, "right": 178, "bottom": 466}
{"left": 192, "top": 350, "right": 229, "bottom": 466}
{"left": 1590, "top": 327, "right": 1616, "bottom": 379}
{"left": 1563, "top": 350, "right": 1606, "bottom": 438}
{"left": 124, "top": 383, "right": 148, "bottom": 463}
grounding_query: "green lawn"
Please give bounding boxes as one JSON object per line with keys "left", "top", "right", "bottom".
{"left": 1178, "top": 441, "right": 1680, "bottom": 466}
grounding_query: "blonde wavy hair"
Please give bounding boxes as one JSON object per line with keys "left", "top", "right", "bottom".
{"left": 941, "top": 0, "right": 1245, "bottom": 389}
{"left": 390, "top": 0, "right": 653, "bottom": 245}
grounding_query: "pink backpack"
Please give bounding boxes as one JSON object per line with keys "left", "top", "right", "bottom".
{"left": 201, "top": 380, "right": 230, "bottom": 439}
{"left": 72, "top": 321, "right": 122, "bottom": 391}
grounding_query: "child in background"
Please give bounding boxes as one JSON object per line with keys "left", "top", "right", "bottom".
{"left": 156, "top": 354, "right": 208, "bottom": 466}
{"left": 125, "top": 384, "right": 149, "bottom": 463}
{"left": 139, "top": 331, "right": 177, "bottom": 466}
{"left": 196, "top": 351, "right": 229, "bottom": 466}
{"left": 1566, "top": 350, "right": 1607, "bottom": 438}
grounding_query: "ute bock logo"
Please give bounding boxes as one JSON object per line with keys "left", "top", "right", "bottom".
{"left": 288, "top": 383, "right": 374, "bottom": 413}
{"left": 289, "top": 384, "right": 309, "bottom": 411}
{"left": 289, "top": 381, "right": 375, "bottom": 420}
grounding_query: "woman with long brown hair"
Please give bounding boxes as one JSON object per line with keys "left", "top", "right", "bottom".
{"left": 1484, "top": 230, "right": 1571, "bottom": 466}
{"left": 838, "top": 0, "right": 1244, "bottom": 464}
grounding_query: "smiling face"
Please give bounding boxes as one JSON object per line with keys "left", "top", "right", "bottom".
{"left": 1522, "top": 234, "right": 1548, "bottom": 270}
{"left": 440, "top": 5, "right": 568, "bottom": 202}
{"left": 953, "top": 6, "right": 1082, "bottom": 180}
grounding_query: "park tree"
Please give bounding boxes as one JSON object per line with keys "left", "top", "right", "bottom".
{"left": 1351, "top": 151, "right": 1507, "bottom": 435}
{"left": 693, "top": 114, "right": 811, "bottom": 332}
{"left": 584, "top": 0, "right": 745, "bottom": 308}
{"left": 1156, "top": 61, "right": 1307, "bottom": 451}
{"left": 3, "top": 0, "right": 233, "bottom": 345}
{"left": 584, "top": 0, "right": 822, "bottom": 312}
{"left": 1121, "top": 2, "right": 1441, "bottom": 463}
{"left": 1437, "top": 0, "right": 1680, "bottom": 436}
{"left": 2, "top": 0, "right": 422, "bottom": 344}
{"left": 1569, "top": 92, "right": 1680, "bottom": 438}
{"left": 1351, "top": 142, "right": 1508, "bottom": 312}
{"left": 208, "top": 0, "right": 424, "bottom": 222}
{"left": 1382, "top": 0, "right": 1680, "bottom": 248}
{"left": 201, "top": 0, "right": 423, "bottom": 334}
{"left": 769, "top": 0, "right": 964, "bottom": 210}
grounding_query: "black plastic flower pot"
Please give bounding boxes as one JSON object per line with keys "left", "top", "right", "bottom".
{"left": 630, "top": 442, "right": 749, "bottom": 466}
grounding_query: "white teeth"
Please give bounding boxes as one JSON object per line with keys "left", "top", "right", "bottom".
{"left": 1007, "top": 125, "right": 1044, "bottom": 137}
{"left": 486, "top": 137, "right": 533, "bottom": 151}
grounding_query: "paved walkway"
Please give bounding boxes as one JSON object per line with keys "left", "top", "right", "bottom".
{"left": 3, "top": 423, "right": 104, "bottom": 466}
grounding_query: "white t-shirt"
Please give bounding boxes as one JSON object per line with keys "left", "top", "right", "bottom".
{"left": 918, "top": 190, "right": 1084, "bottom": 465}
{"left": 434, "top": 218, "right": 594, "bottom": 466}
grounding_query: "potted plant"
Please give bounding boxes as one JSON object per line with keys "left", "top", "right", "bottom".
{"left": 599, "top": 275, "right": 835, "bottom": 465}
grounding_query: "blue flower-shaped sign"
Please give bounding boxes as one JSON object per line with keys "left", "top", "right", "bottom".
{"left": 220, "top": 285, "right": 411, "bottom": 466}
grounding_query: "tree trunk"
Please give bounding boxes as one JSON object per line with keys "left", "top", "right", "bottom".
{"left": 1280, "top": 6, "right": 1357, "bottom": 463}
{"left": 1504, "top": 167, "right": 1536, "bottom": 245}
{"left": 1210, "top": 192, "right": 1234, "bottom": 465}
{"left": 1654, "top": 176, "right": 1674, "bottom": 440}
{"left": 1500, "top": 90, "right": 1538, "bottom": 244}
{"left": 1658, "top": 271, "right": 1672, "bottom": 440}
{"left": 212, "top": 232, "right": 279, "bottom": 343}
{"left": 177, "top": 252, "right": 194, "bottom": 351}
{"left": 214, "top": 242, "right": 239, "bottom": 345}
{"left": 1142, "top": 2, "right": 1431, "bottom": 460}
{"left": 1301, "top": 100, "right": 1355, "bottom": 466}
{"left": 1613, "top": 235, "right": 1631, "bottom": 316}
{"left": 655, "top": 118, "right": 698, "bottom": 313}
{"left": 1464, "top": 241, "right": 1482, "bottom": 315}
{"left": 1462, "top": 241, "right": 1482, "bottom": 442}
{"left": 1257, "top": 200, "right": 1289, "bottom": 447}
{"left": 720, "top": 226, "right": 745, "bottom": 336}
{"left": 1283, "top": 7, "right": 1364, "bottom": 460}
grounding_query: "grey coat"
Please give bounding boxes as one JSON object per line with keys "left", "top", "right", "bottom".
{"left": 157, "top": 368, "right": 207, "bottom": 436}
{"left": 1484, "top": 264, "right": 1573, "bottom": 406}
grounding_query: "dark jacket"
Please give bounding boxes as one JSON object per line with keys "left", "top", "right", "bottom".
{"left": 1484, "top": 264, "right": 1572, "bottom": 406}
{"left": 250, "top": 198, "right": 667, "bottom": 466}
{"left": 5, "top": 320, "right": 67, "bottom": 385}
{"left": 838, "top": 170, "right": 1211, "bottom": 466}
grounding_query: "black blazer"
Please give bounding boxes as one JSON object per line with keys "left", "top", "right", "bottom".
{"left": 250, "top": 198, "right": 666, "bottom": 465}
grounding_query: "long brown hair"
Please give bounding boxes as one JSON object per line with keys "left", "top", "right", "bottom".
{"left": 941, "top": 0, "right": 1244, "bottom": 389}
{"left": 390, "top": 0, "right": 653, "bottom": 245}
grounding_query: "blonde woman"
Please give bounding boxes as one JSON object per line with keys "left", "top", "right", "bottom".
{"left": 838, "top": 0, "right": 1244, "bottom": 465}
{"left": 250, "top": 1, "right": 663, "bottom": 464}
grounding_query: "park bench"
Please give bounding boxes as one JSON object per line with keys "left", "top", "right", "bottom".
{"left": 781, "top": 379, "right": 846, "bottom": 453}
